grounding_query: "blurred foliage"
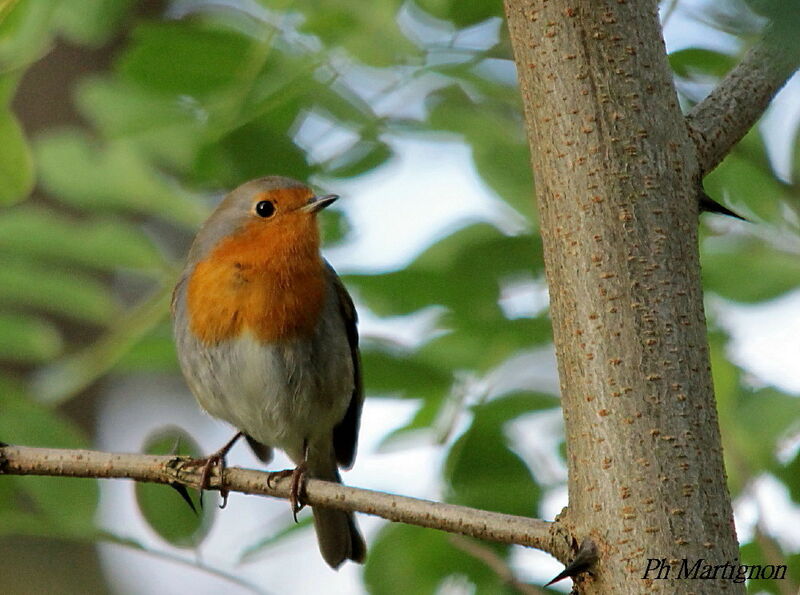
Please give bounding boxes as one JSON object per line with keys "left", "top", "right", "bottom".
{"left": 134, "top": 427, "right": 211, "bottom": 546}
{"left": 0, "top": 0, "right": 798, "bottom": 593}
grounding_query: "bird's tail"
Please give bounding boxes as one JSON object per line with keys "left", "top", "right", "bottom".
{"left": 307, "top": 453, "right": 366, "bottom": 569}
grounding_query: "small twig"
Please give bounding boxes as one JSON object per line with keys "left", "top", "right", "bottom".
{"left": 0, "top": 445, "right": 565, "bottom": 558}
{"left": 659, "top": 0, "right": 680, "bottom": 28}
{"left": 99, "top": 531, "right": 269, "bottom": 595}
{"left": 450, "top": 535, "right": 545, "bottom": 595}
{"left": 687, "top": 23, "right": 800, "bottom": 176}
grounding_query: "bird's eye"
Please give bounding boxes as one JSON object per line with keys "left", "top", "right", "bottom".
{"left": 255, "top": 200, "right": 276, "bottom": 218}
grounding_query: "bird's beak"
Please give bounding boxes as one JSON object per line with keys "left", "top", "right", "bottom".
{"left": 302, "top": 194, "right": 339, "bottom": 213}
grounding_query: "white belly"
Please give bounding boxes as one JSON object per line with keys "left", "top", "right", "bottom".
{"left": 174, "top": 291, "right": 354, "bottom": 464}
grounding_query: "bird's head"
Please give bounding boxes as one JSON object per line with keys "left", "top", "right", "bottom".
{"left": 188, "top": 176, "right": 338, "bottom": 268}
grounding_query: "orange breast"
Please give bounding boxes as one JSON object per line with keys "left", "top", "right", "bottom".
{"left": 187, "top": 217, "right": 326, "bottom": 345}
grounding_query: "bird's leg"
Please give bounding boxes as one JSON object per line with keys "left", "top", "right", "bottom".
{"left": 291, "top": 440, "right": 311, "bottom": 519}
{"left": 289, "top": 459, "right": 308, "bottom": 522}
{"left": 266, "top": 440, "right": 309, "bottom": 522}
{"left": 187, "top": 431, "right": 243, "bottom": 509}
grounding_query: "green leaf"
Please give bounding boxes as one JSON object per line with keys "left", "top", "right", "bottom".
{"left": 0, "top": 313, "right": 62, "bottom": 362}
{"left": 0, "top": 379, "right": 86, "bottom": 446}
{"left": 427, "top": 85, "right": 533, "bottom": 215}
{"left": 446, "top": 432, "right": 538, "bottom": 516}
{"left": 376, "top": 394, "right": 449, "bottom": 450}
{"left": 36, "top": 130, "right": 206, "bottom": 226}
{"left": 361, "top": 345, "right": 452, "bottom": 401}
{"left": 193, "top": 107, "right": 311, "bottom": 187}
{"left": 0, "top": 510, "right": 64, "bottom": 537}
{"left": 0, "top": 0, "right": 20, "bottom": 25}
{"left": 350, "top": 225, "right": 547, "bottom": 372}
{"left": 777, "top": 449, "right": 800, "bottom": 505}
{"left": 119, "top": 22, "right": 255, "bottom": 97}
{"left": 3, "top": 477, "right": 98, "bottom": 539}
{"left": 0, "top": 71, "right": 21, "bottom": 106}
{"left": 711, "top": 333, "right": 800, "bottom": 492}
{"left": 415, "top": 0, "right": 504, "bottom": 27}
{"left": 729, "top": 388, "right": 800, "bottom": 474}
{"left": 702, "top": 235, "right": 800, "bottom": 303}
{"left": 296, "top": 0, "right": 419, "bottom": 67}
{"left": 32, "top": 285, "right": 171, "bottom": 404}
{"left": 112, "top": 323, "right": 179, "bottom": 373}
{"left": 135, "top": 427, "right": 211, "bottom": 547}
{"left": 739, "top": 541, "right": 800, "bottom": 594}
{"left": 76, "top": 78, "right": 204, "bottom": 171}
{"left": 745, "top": 0, "right": 800, "bottom": 25}
{"left": 319, "top": 207, "right": 349, "bottom": 246}
{"left": 0, "top": 384, "right": 97, "bottom": 538}
{"left": 703, "top": 130, "right": 787, "bottom": 223}
{"left": 0, "top": 206, "right": 166, "bottom": 273}
{"left": 421, "top": 316, "right": 552, "bottom": 372}
{"left": 0, "top": 108, "right": 34, "bottom": 204}
{"left": 365, "top": 524, "right": 515, "bottom": 595}
{"left": 0, "top": 1, "right": 58, "bottom": 71}
{"left": 0, "top": 257, "right": 118, "bottom": 324}
{"left": 792, "top": 117, "right": 800, "bottom": 185}
{"left": 471, "top": 126, "right": 534, "bottom": 218}
{"left": 309, "top": 80, "right": 378, "bottom": 129}
{"left": 54, "top": 0, "right": 136, "bottom": 46}
{"left": 669, "top": 48, "right": 737, "bottom": 78}
{"left": 348, "top": 223, "right": 542, "bottom": 317}
{"left": 325, "top": 140, "right": 393, "bottom": 178}
{"left": 444, "top": 393, "right": 552, "bottom": 516}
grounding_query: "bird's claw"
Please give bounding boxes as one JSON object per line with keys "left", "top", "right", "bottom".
{"left": 266, "top": 464, "right": 308, "bottom": 521}
{"left": 185, "top": 432, "right": 243, "bottom": 509}
{"left": 186, "top": 452, "right": 223, "bottom": 510}
{"left": 289, "top": 462, "right": 308, "bottom": 521}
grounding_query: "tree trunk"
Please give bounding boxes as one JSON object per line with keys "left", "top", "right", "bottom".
{"left": 503, "top": 1, "right": 742, "bottom": 592}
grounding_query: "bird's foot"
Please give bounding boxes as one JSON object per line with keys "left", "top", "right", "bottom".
{"left": 266, "top": 463, "right": 308, "bottom": 522}
{"left": 186, "top": 431, "right": 243, "bottom": 509}
{"left": 266, "top": 467, "right": 293, "bottom": 488}
{"left": 289, "top": 462, "right": 308, "bottom": 521}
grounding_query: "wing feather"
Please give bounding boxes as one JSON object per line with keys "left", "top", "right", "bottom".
{"left": 327, "top": 263, "right": 363, "bottom": 469}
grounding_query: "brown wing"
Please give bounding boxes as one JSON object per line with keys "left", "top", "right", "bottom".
{"left": 327, "top": 263, "right": 363, "bottom": 469}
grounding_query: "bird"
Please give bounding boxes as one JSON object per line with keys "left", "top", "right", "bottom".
{"left": 171, "top": 176, "right": 366, "bottom": 569}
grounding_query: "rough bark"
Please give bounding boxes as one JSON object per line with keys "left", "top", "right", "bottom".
{"left": 503, "top": 1, "right": 741, "bottom": 592}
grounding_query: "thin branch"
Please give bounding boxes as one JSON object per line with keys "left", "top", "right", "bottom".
{"left": 450, "top": 535, "right": 546, "bottom": 595}
{"left": 98, "top": 531, "right": 269, "bottom": 595}
{"left": 686, "top": 23, "right": 800, "bottom": 176}
{"left": 0, "top": 445, "right": 567, "bottom": 560}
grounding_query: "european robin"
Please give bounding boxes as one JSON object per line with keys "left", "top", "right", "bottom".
{"left": 171, "top": 176, "right": 366, "bottom": 568}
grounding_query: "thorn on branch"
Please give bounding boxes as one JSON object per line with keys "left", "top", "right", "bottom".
{"left": 169, "top": 482, "right": 198, "bottom": 515}
{"left": 698, "top": 189, "right": 748, "bottom": 221}
{"left": 545, "top": 537, "right": 598, "bottom": 587}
